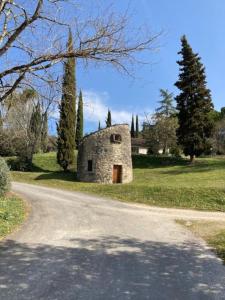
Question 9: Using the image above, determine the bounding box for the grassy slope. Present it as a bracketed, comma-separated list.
[0, 194, 26, 239]
[10, 152, 225, 211]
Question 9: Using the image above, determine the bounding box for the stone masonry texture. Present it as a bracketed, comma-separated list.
[77, 124, 133, 184]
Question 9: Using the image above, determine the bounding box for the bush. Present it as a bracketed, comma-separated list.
[170, 145, 182, 157]
[7, 156, 32, 171]
[0, 158, 11, 196]
[0, 131, 17, 156]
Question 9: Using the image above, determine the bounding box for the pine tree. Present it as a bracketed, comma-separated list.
[153, 89, 178, 154]
[131, 115, 135, 138]
[57, 30, 76, 171]
[175, 35, 214, 162]
[41, 112, 48, 152]
[156, 89, 176, 117]
[135, 115, 139, 138]
[75, 90, 83, 147]
[98, 121, 101, 131]
[106, 109, 112, 127]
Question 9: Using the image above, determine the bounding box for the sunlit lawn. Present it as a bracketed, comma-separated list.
[0, 195, 26, 239]
[10, 152, 225, 211]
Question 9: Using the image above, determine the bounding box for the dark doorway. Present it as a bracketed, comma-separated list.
[113, 165, 122, 183]
[88, 160, 93, 172]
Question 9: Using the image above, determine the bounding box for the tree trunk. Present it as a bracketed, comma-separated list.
[190, 154, 195, 163]
[163, 141, 168, 154]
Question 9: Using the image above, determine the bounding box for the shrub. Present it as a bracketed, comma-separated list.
[170, 145, 182, 158]
[7, 156, 32, 171]
[0, 131, 17, 156]
[0, 158, 11, 196]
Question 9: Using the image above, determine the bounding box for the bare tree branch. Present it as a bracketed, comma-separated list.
[0, 1, 161, 102]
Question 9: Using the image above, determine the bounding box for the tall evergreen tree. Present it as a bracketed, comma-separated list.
[29, 102, 42, 153]
[57, 30, 76, 171]
[131, 115, 135, 138]
[98, 121, 101, 131]
[175, 35, 214, 162]
[41, 112, 48, 152]
[156, 89, 176, 117]
[0, 110, 3, 130]
[106, 109, 112, 127]
[135, 115, 139, 138]
[75, 90, 83, 147]
[221, 107, 225, 119]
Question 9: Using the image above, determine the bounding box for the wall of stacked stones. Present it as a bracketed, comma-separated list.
[77, 124, 133, 183]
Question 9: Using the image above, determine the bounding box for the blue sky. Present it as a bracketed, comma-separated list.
[71, 0, 225, 134]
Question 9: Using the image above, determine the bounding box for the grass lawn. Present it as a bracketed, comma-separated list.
[0, 194, 26, 240]
[9, 152, 225, 212]
[7, 153, 225, 211]
[177, 220, 225, 264]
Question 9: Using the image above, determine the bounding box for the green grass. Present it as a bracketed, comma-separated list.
[208, 230, 225, 263]
[0, 195, 26, 239]
[9, 152, 225, 211]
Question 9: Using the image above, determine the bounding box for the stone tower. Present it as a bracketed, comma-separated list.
[77, 124, 133, 184]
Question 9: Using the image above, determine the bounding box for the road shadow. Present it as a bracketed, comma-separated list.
[132, 155, 188, 169]
[132, 155, 225, 176]
[0, 236, 224, 299]
[160, 159, 225, 175]
[35, 171, 78, 182]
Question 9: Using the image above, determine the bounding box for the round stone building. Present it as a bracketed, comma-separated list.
[77, 124, 133, 184]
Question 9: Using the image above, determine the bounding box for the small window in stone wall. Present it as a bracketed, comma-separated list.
[110, 134, 122, 144]
[88, 160, 93, 172]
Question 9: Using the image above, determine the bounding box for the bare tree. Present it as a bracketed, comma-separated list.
[0, 0, 159, 103]
[0, 90, 37, 168]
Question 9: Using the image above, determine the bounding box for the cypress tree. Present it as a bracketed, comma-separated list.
[106, 109, 112, 127]
[131, 115, 135, 138]
[135, 115, 139, 138]
[57, 30, 76, 171]
[29, 102, 42, 153]
[175, 35, 214, 162]
[98, 121, 101, 131]
[75, 90, 83, 147]
[41, 112, 48, 153]
[0, 110, 3, 131]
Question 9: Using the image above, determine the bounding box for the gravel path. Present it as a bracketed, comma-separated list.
[0, 182, 224, 300]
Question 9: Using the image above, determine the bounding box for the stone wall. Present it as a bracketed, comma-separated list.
[77, 124, 133, 184]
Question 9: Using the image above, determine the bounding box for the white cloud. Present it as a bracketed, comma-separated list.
[48, 89, 152, 134]
[83, 90, 147, 126]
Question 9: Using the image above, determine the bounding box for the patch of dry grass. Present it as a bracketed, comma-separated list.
[177, 219, 225, 263]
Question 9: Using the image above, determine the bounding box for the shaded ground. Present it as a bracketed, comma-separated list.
[1, 238, 225, 300]
[0, 182, 224, 300]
